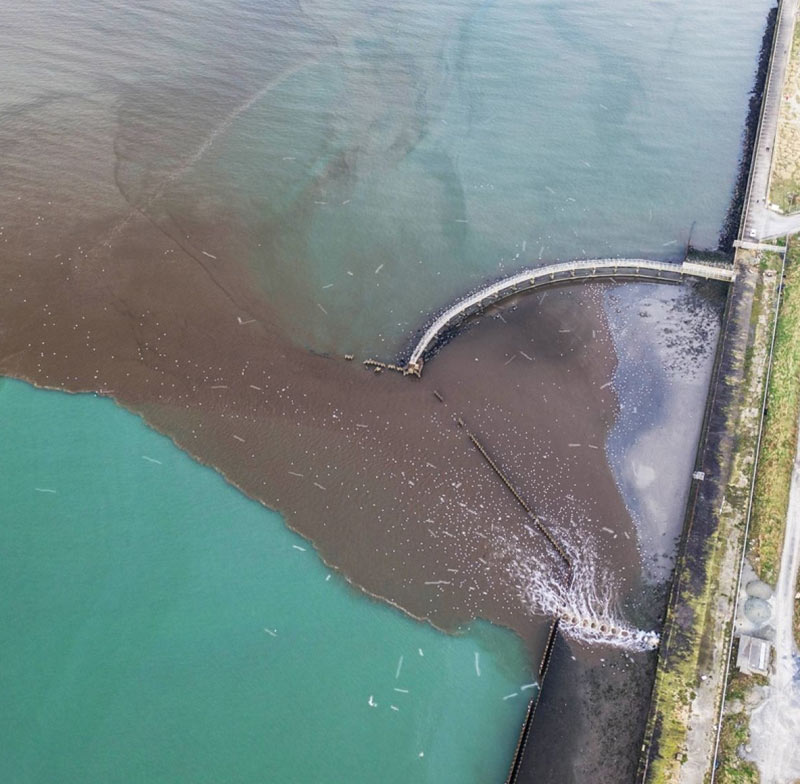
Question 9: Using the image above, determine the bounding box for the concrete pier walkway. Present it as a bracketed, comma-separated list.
[740, 0, 800, 241]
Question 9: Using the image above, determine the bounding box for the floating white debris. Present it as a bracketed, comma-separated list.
[292, 545, 306, 552]
[503, 693, 518, 700]
[317, 303, 328, 315]
[394, 688, 409, 694]
[34, 488, 56, 494]
[264, 628, 277, 637]
[142, 456, 162, 464]
[288, 471, 304, 477]
[390, 705, 399, 712]
[368, 696, 377, 708]
[395, 655, 404, 680]
[325, 574, 331, 581]
[424, 580, 451, 586]
[521, 683, 536, 691]
[599, 381, 612, 390]
[375, 264, 384, 274]
[233, 434, 245, 443]
[418, 649, 424, 657]
[601, 527, 615, 535]
[201, 250, 217, 259]
[474, 652, 481, 677]
[236, 316, 256, 325]
[313, 482, 326, 490]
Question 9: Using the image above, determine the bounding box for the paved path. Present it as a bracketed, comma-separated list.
[741, 0, 799, 241]
[749, 207, 800, 239]
[733, 239, 787, 253]
[405, 259, 734, 374]
[748, 407, 800, 782]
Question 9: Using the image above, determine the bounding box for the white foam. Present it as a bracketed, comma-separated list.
[511, 535, 659, 652]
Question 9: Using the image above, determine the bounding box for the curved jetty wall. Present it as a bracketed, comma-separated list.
[402, 259, 735, 375]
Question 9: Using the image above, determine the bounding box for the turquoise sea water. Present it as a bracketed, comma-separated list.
[0, 379, 531, 783]
[172, 0, 774, 355]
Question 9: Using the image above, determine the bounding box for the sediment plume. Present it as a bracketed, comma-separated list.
[1, 143, 640, 656]
[0, 90, 724, 665]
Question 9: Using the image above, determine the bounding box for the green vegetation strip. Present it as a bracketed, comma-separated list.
[769, 21, 800, 213]
[715, 671, 766, 784]
[748, 240, 800, 584]
[714, 241, 800, 782]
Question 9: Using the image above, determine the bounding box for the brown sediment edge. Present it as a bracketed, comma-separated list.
[3, 371, 538, 648]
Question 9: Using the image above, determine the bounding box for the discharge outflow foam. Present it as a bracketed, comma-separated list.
[513, 536, 659, 652]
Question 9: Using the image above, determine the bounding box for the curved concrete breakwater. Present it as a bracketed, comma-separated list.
[382, 257, 736, 655]
[403, 258, 735, 375]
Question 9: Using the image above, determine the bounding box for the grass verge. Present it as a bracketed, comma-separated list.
[715, 669, 766, 784]
[769, 22, 800, 213]
[748, 241, 800, 584]
[714, 240, 800, 782]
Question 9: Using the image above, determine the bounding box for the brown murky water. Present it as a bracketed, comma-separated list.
[0, 178, 640, 657]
